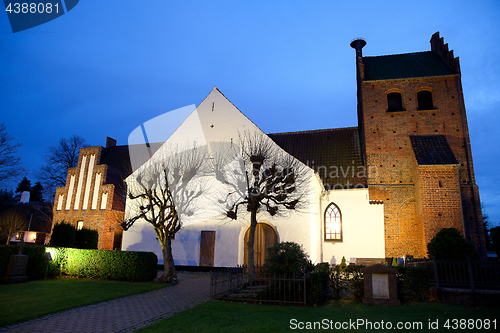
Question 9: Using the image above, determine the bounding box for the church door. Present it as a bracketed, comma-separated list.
[243, 223, 277, 267]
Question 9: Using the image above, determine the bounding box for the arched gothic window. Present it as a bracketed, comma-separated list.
[324, 203, 342, 241]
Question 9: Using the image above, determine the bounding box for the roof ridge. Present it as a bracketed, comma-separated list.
[363, 50, 431, 59]
[268, 127, 358, 136]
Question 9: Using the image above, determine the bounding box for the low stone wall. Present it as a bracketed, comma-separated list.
[431, 287, 500, 307]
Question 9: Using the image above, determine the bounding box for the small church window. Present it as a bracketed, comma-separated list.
[417, 90, 434, 110]
[387, 92, 403, 112]
[325, 203, 342, 241]
[77, 221, 84, 230]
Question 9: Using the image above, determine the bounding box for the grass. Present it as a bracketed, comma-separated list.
[137, 300, 500, 332]
[0, 277, 169, 327]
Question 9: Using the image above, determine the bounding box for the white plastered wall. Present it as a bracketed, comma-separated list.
[122, 88, 322, 266]
[320, 188, 385, 265]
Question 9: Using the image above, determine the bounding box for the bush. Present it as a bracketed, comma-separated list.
[330, 264, 364, 301]
[261, 242, 312, 278]
[343, 265, 364, 301]
[75, 228, 98, 249]
[0, 245, 48, 280]
[490, 226, 500, 258]
[427, 228, 478, 260]
[396, 266, 431, 302]
[47, 247, 158, 281]
[307, 263, 331, 305]
[49, 221, 76, 248]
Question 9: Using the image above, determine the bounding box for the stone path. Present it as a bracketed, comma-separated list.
[1, 272, 210, 333]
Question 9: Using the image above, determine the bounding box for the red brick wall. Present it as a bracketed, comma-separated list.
[360, 74, 485, 258]
[52, 146, 124, 250]
[414, 164, 464, 255]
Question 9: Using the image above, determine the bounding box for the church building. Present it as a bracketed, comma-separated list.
[52, 32, 486, 265]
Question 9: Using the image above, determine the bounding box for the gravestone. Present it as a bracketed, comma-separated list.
[361, 264, 400, 306]
[2, 255, 29, 284]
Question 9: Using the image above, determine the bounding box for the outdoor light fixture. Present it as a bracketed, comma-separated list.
[45, 252, 52, 280]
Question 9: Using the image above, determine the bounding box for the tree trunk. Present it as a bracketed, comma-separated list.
[158, 235, 176, 283]
[247, 209, 258, 284]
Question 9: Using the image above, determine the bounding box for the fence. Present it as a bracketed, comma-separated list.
[407, 258, 500, 290]
[210, 267, 307, 306]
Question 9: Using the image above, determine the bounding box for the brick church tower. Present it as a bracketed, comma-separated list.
[352, 32, 486, 259]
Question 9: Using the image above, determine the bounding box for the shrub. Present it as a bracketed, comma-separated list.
[0, 245, 48, 280]
[49, 221, 76, 248]
[343, 265, 364, 301]
[330, 264, 344, 299]
[75, 228, 98, 249]
[307, 263, 331, 305]
[490, 226, 500, 258]
[330, 264, 364, 301]
[47, 247, 158, 281]
[396, 266, 431, 302]
[427, 228, 478, 260]
[261, 242, 311, 278]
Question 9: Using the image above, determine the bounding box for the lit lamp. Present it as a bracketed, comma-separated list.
[44, 252, 52, 280]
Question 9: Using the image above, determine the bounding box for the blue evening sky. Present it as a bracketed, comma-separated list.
[1, 1, 499, 226]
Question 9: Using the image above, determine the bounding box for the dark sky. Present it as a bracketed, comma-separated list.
[1, 1, 499, 226]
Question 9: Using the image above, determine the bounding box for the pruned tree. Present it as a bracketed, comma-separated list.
[37, 135, 88, 196]
[214, 131, 310, 282]
[0, 205, 29, 245]
[122, 145, 211, 283]
[0, 123, 25, 183]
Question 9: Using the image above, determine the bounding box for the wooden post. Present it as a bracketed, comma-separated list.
[467, 257, 475, 291]
[433, 257, 440, 288]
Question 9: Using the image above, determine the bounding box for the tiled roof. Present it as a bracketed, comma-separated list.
[96, 129, 367, 191]
[268, 128, 366, 189]
[100, 143, 163, 194]
[100, 143, 163, 175]
[363, 51, 457, 81]
[410, 135, 458, 165]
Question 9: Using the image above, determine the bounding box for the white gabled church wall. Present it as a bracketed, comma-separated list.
[122, 88, 322, 267]
[309, 175, 324, 264]
[121, 220, 162, 257]
[321, 188, 384, 265]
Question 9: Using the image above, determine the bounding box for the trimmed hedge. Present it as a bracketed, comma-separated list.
[307, 263, 330, 305]
[0, 245, 47, 280]
[396, 266, 432, 302]
[1, 245, 158, 282]
[75, 228, 98, 249]
[47, 247, 158, 281]
[49, 222, 76, 247]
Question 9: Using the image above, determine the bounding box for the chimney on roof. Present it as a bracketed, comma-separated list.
[350, 38, 366, 58]
[350, 38, 366, 81]
[106, 137, 117, 148]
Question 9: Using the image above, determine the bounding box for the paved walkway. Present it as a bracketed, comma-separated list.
[1, 272, 210, 333]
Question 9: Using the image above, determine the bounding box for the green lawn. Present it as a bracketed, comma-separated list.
[0, 277, 169, 327]
[137, 300, 500, 332]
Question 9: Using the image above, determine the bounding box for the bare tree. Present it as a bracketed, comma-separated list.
[0, 205, 29, 245]
[0, 123, 25, 183]
[215, 131, 310, 283]
[122, 145, 211, 283]
[37, 135, 88, 196]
